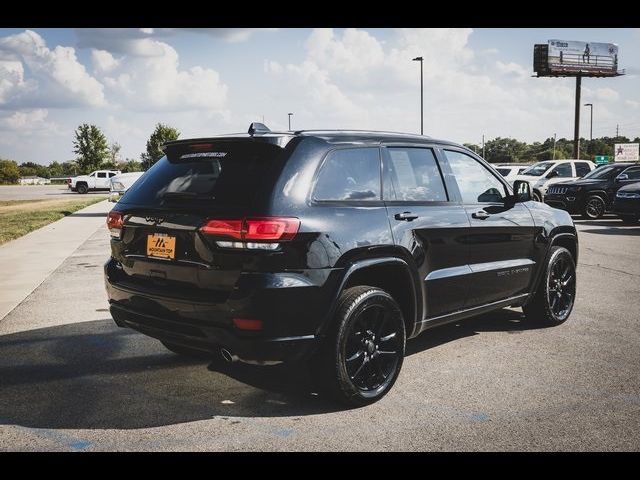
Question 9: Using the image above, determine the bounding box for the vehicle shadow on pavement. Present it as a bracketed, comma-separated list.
[0, 319, 339, 430]
[406, 308, 541, 356]
[0, 309, 537, 430]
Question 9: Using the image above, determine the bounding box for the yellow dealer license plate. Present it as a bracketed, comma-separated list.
[146, 233, 176, 259]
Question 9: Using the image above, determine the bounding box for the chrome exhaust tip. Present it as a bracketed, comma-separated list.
[220, 348, 237, 363]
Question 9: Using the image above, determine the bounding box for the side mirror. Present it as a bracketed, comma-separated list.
[616, 173, 629, 182]
[546, 170, 558, 179]
[513, 180, 531, 202]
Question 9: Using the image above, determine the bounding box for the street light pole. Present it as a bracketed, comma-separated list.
[288, 113, 293, 131]
[553, 132, 557, 160]
[412, 57, 424, 135]
[584, 103, 593, 141]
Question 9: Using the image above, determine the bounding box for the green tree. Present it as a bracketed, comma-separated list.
[483, 137, 529, 163]
[141, 123, 180, 169]
[73, 124, 109, 174]
[118, 158, 143, 173]
[47, 161, 65, 178]
[60, 161, 78, 176]
[0, 159, 20, 184]
[102, 141, 122, 169]
[18, 162, 48, 178]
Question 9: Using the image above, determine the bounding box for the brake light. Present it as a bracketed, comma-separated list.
[200, 219, 243, 239]
[199, 217, 300, 242]
[245, 218, 299, 241]
[107, 211, 124, 239]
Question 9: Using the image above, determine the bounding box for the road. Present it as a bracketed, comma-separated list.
[0, 216, 638, 451]
[0, 185, 105, 201]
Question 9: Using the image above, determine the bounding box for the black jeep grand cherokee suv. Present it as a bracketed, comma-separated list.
[105, 124, 578, 406]
[544, 162, 640, 219]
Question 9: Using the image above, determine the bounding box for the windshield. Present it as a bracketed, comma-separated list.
[520, 162, 555, 177]
[583, 165, 621, 180]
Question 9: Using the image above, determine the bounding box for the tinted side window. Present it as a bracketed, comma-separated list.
[575, 162, 592, 177]
[314, 148, 380, 201]
[551, 163, 573, 178]
[444, 150, 507, 203]
[624, 167, 640, 180]
[97, 172, 107, 178]
[108, 172, 117, 177]
[385, 148, 447, 201]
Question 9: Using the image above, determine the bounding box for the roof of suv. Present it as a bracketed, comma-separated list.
[163, 129, 463, 150]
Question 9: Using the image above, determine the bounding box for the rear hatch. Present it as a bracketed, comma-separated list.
[110, 139, 290, 302]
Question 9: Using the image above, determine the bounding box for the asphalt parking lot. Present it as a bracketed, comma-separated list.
[0, 212, 638, 451]
[0, 185, 105, 201]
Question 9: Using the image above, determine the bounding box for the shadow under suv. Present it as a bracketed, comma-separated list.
[105, 124, 579, 406]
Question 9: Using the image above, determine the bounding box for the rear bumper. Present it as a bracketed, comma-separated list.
[109, 302, 317, 363]
[104, 258, 339, 363]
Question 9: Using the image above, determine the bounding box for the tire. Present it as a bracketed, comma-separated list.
[523, 246, 576, 326]
[619, 215, 639, 225]
[161, 341, 213, 359]
[313, 286, 406, 407]
[532, 190, 542, 202]
[76, 183, 88, 194]
[581, 195, 606, 220]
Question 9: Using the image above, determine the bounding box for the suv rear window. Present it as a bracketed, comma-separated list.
[119, 142, 284, 207]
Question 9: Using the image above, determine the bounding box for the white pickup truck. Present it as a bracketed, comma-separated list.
[69, 170, 121, 194]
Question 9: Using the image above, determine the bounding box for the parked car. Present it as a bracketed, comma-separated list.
[70, 170, 120, 194]
[108, 171, 145, 203]
[510, 159, 595, 202]
[612, 182, 640, 224]
[544, 162, 640, 219]
[105, 124, 579, 406]
[493, 163, 531, 182]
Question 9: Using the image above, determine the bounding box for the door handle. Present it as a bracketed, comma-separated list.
[394, 211, 419, 221]
[472, 211, 490, 220]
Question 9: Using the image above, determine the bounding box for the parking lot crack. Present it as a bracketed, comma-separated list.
[579, 262, 638, 277]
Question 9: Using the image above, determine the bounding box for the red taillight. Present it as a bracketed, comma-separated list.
[107, 211, 123, 238]
[200, 219, 243, 239]
[199, 217, 299, 241]
[233, 318, 263, 331]
[245, 218, 299, 241]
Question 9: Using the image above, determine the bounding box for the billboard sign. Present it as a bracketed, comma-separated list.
[614, 143, 639, 162]
[547, 40, 618, 75]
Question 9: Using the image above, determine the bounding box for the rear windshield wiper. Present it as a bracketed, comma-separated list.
[161, 192, 216, 201]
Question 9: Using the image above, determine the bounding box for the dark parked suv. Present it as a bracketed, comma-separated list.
[105, 124, 579, 406]
[544, 162, 640, 219]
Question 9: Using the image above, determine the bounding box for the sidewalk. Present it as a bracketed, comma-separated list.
[0, 200, 112, 321]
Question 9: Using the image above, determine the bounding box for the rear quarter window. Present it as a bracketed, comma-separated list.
[313, 148, 381, 201]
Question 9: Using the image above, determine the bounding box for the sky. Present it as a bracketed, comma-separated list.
[0, 27, 639, 164]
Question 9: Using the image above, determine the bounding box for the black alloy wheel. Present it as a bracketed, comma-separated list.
[583, 195, 606, 219]
[314, 286, 406, 407]
[344, 302, 403, 393]
[546, 251, 576, 322]
[523, 246, 576, 326]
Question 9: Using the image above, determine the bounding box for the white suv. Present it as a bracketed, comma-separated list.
[510, 159, 595, 202]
